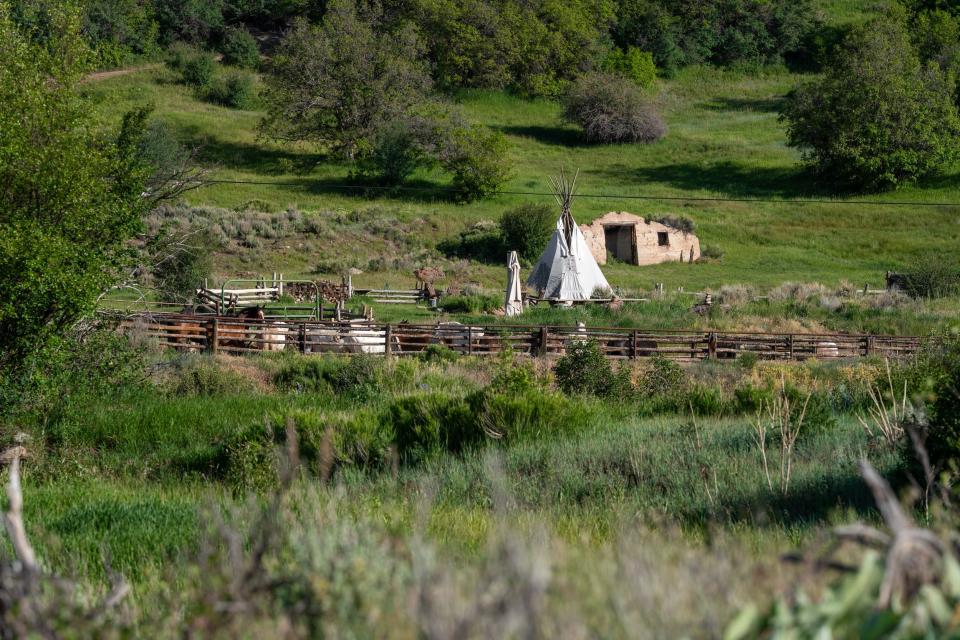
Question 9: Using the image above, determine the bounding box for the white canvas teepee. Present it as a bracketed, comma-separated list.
[526, 171, 610, 300]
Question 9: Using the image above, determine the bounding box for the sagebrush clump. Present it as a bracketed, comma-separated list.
[563, 72, 667, 144]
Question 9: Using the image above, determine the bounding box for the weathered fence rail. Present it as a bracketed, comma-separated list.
[114, 313, 926, 362]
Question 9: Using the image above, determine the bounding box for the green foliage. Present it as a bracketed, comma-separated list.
[489, 350, 541, 395]
[563, 72, 667, 144]
[602, 47, 658, 87]
[152, 0, 224, 46]
[168, 358, 257, 396]
[220, 26, 259, 68]
[413, 0, 612, 97]
[440, 295, 500, 314]
[260, 1, 432, 158]
[781, 12, 960, 191]
[274, 354, 381, 399]
[439, 125, 512, 201]
[384, 393, 476, 463]
[354, 122, 426, 185]
[612, 0, 818, 75]
[148, 229, 215, 302]
[727, 552, 960, 640]
[897, 253, 960, 299]
[637, 355, 685, 396]
[206, 71, 256, 109]
[178, 49, 216, 87]
[554, 340, 625, 398]
[418, 343, 459, 364]
[0, 6, 146, 372]
[499, 203, 555, 262]
[916, 331, 960, 472]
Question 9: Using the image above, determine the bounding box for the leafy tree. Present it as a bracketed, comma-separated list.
[149, 229, 215, 302]
[0, 4, 148, 371]
[439, 125, 512, 201]
[153, 0, 224, 45]
[259, 0, 432, 158]
[220, 25, 259, 68]
[563, 72, 667, 144]
[499, 203, 555, 262]
[602, 47, 657, 87]
[781, 12, 960, 192]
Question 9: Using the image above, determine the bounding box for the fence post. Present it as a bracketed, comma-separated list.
[208, 317, 219, 355]
[787, 334, 794, 360]
[467, 326, 474, 355]
[707, 332, 717, 359]
[384, 324, 393, 356]
[299, 323, 306, 354]
[631, 330, 638, 359]
[865, 335, 873, 357]
[537, 326, 549, 357]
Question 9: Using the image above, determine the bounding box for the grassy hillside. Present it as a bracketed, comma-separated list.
[84, 63, 960, 296]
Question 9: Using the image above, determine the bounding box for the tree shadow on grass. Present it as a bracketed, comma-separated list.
[680, 466, 883, 530]
[699, 96, 787, 113]
[185, 136, 326, 176]
[599, 160, 836, 199]
[496, 124, 592, 148]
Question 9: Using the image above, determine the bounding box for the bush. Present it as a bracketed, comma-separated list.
[274, 355, 381, 399]
[206, 71, 256, 109]
[438, 220, 504, 262]
[468, 388, 590, 442]
[636, 355, 685, 397]
[781, 13, 960, 191]
[173, 48, 216, 87]
[439, 125, 512, 201]
[896, 253, 960, 299]
[602, 47, 657, 87]
[384, 393, 476, 463]
[220, 26, 259, 68]
[499, 203, 555, 262]
[700, 244, 724, 261]
[148, 228, 214, 302]
[563, 72, 667, 144]
[914, 331, 960, 471]
[554, 340, 626, 398]
[355, 122, 425, 185]
[168, 359, 258, 397]
[440, 295, 500, 314]
[418, 344, 459, 364]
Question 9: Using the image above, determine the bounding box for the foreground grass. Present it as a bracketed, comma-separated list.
[11, 352, 898, 589]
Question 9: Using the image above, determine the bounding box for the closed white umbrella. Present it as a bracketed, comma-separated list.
[505, 250, 523, 317]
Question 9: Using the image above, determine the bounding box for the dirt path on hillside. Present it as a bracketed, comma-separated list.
[82, 64, 160, 84]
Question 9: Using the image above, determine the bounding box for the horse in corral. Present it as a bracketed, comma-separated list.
[220, 306, 267, 352]
[163, 305, 212, 351]
[261, 321, 289, 352]
[304, 321, 398, 354]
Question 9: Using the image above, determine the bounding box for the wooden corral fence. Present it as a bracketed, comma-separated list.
[116, 313, 926, 361]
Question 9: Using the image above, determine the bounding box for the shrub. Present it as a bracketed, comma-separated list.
[418, 344, 459, 364]
[220, 26, 259, 68]
[554, 340, 623, 398]
[176, 49, 216, 87]
[636, 355, 685, 397]
[602, 47, 657, 87]
[654, 214, 695, 234]
[563, 72, 667, 144]
[700, 244, 724, 261]
[499, 203, 555, 262]
[355, 122, 425, 185]
[440, 295, 500, 314]
[148, 228, 214, 302]
[274, 355, 381, 399]
[915, 331, 960, 471]
[438, 220, 503, 262]
[384, 393, 476, 463]
[489, 350, 541, 395]
[468, 388, 590, 442]
[896, 253, 960, 299]
[168, 359, 257, 397]
[206, 71, 256, 109]
[781, 13, 960, 191]
[439, 125, 512, 201]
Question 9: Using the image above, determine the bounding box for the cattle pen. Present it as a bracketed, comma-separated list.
[110, 312, 926, 361]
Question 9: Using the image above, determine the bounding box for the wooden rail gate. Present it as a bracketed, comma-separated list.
[115, 313, 925, 361]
